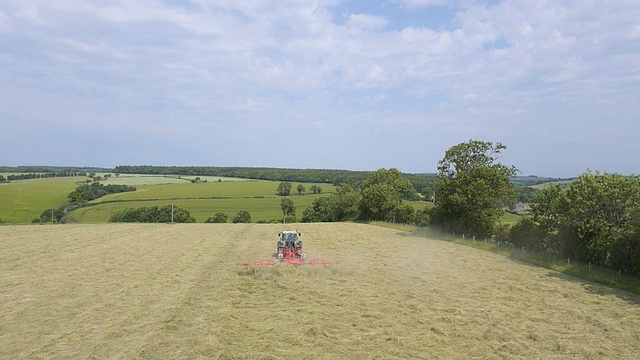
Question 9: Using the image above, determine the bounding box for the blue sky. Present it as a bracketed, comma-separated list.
[1, 0, 639, 177]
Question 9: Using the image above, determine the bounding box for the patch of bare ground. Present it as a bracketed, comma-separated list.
[0, 223, 638, 359]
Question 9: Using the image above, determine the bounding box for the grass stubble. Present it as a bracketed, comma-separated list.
[0, 223, 638, 359]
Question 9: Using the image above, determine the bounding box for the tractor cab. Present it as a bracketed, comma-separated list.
[280, 231, 299, 242]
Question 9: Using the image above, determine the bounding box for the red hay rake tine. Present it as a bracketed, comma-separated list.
[237, 259, 340, 266]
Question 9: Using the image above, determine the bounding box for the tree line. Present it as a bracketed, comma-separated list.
[276, 182, 324, 196]
[68, 182, 137, 203]
[2, 172, 86, 181]
[110, 207, 254, 224]
[299, 169, 428, 224]
[430, 141, 638, 276]
[519, 172, 639, 275]
[109, 205, 195, 223]
[0, 166, 111, 173]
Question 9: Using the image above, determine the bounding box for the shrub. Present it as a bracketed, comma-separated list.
[413, 207, 431, 227]
[109, 205, 195, 223]
[205, 212, 228, 223]
[504, 217, 548, 251]
[232, 210, 251, 223]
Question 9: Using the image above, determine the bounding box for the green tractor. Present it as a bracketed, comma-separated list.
[277, 230, 305, 262]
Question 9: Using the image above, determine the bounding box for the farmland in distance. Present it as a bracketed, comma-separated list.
[1, 223, 638, 359]
[0, 176, 82, 223]
[72, 178, 337, 223]
[0, 174, 345, 223]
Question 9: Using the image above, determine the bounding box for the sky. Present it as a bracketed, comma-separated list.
[1, 0, 639, 177]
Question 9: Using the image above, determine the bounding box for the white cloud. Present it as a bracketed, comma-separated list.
[346, 14, 389, 31]
[629, 24, 640, 39]
[0, 10, 10, 32]
[57, 38, 128, 60]
[14, 3, 51, 26]
[368, 64, 387, 82]
[393, 0, 449, 8]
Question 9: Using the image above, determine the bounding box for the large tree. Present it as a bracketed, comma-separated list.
[280, 198, 296, 221]
[301, 197, 333, 222]
[232, 210, 252, 223]
[301, 185, 362, 223]
[532, 171, 639, 274]
[332, 185, 361, 221]
[359, 168, 414, 221]
[432, 140, 518, 237]
[277, 182, 292, 196]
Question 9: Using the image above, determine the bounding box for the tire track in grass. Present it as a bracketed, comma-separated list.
[86, 224, 248, 359]
[122, 224, 254, 358]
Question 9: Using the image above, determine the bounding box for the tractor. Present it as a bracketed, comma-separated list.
[277, 230, 305, 262]
[237, 230, 339, 266]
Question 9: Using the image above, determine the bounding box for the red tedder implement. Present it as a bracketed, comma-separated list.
[238, 230, 340, 266]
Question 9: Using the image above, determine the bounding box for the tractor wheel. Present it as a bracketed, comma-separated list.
[277, 241, 284, 255]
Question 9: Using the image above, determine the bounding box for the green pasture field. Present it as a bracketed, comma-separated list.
[500, 211, 522, 225]
[408, 200, 433, 211]
[91, 180, 335, 203]
[0, 176, 83, 223]
[73, 179, 337, 223]
[73, 194, 333, 223]
[1, 223, 638, 359]
[1, 174, 337, 223]
[530, 180, 574, 190]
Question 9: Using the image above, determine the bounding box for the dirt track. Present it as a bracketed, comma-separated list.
[1, 223, 638, 359]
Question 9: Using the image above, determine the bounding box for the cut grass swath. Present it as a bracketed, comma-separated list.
[1, 223, 638, 359]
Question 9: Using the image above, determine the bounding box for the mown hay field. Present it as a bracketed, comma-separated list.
[1, 223, 638, 359]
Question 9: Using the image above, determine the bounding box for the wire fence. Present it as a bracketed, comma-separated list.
[442, 231, 639, 294]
